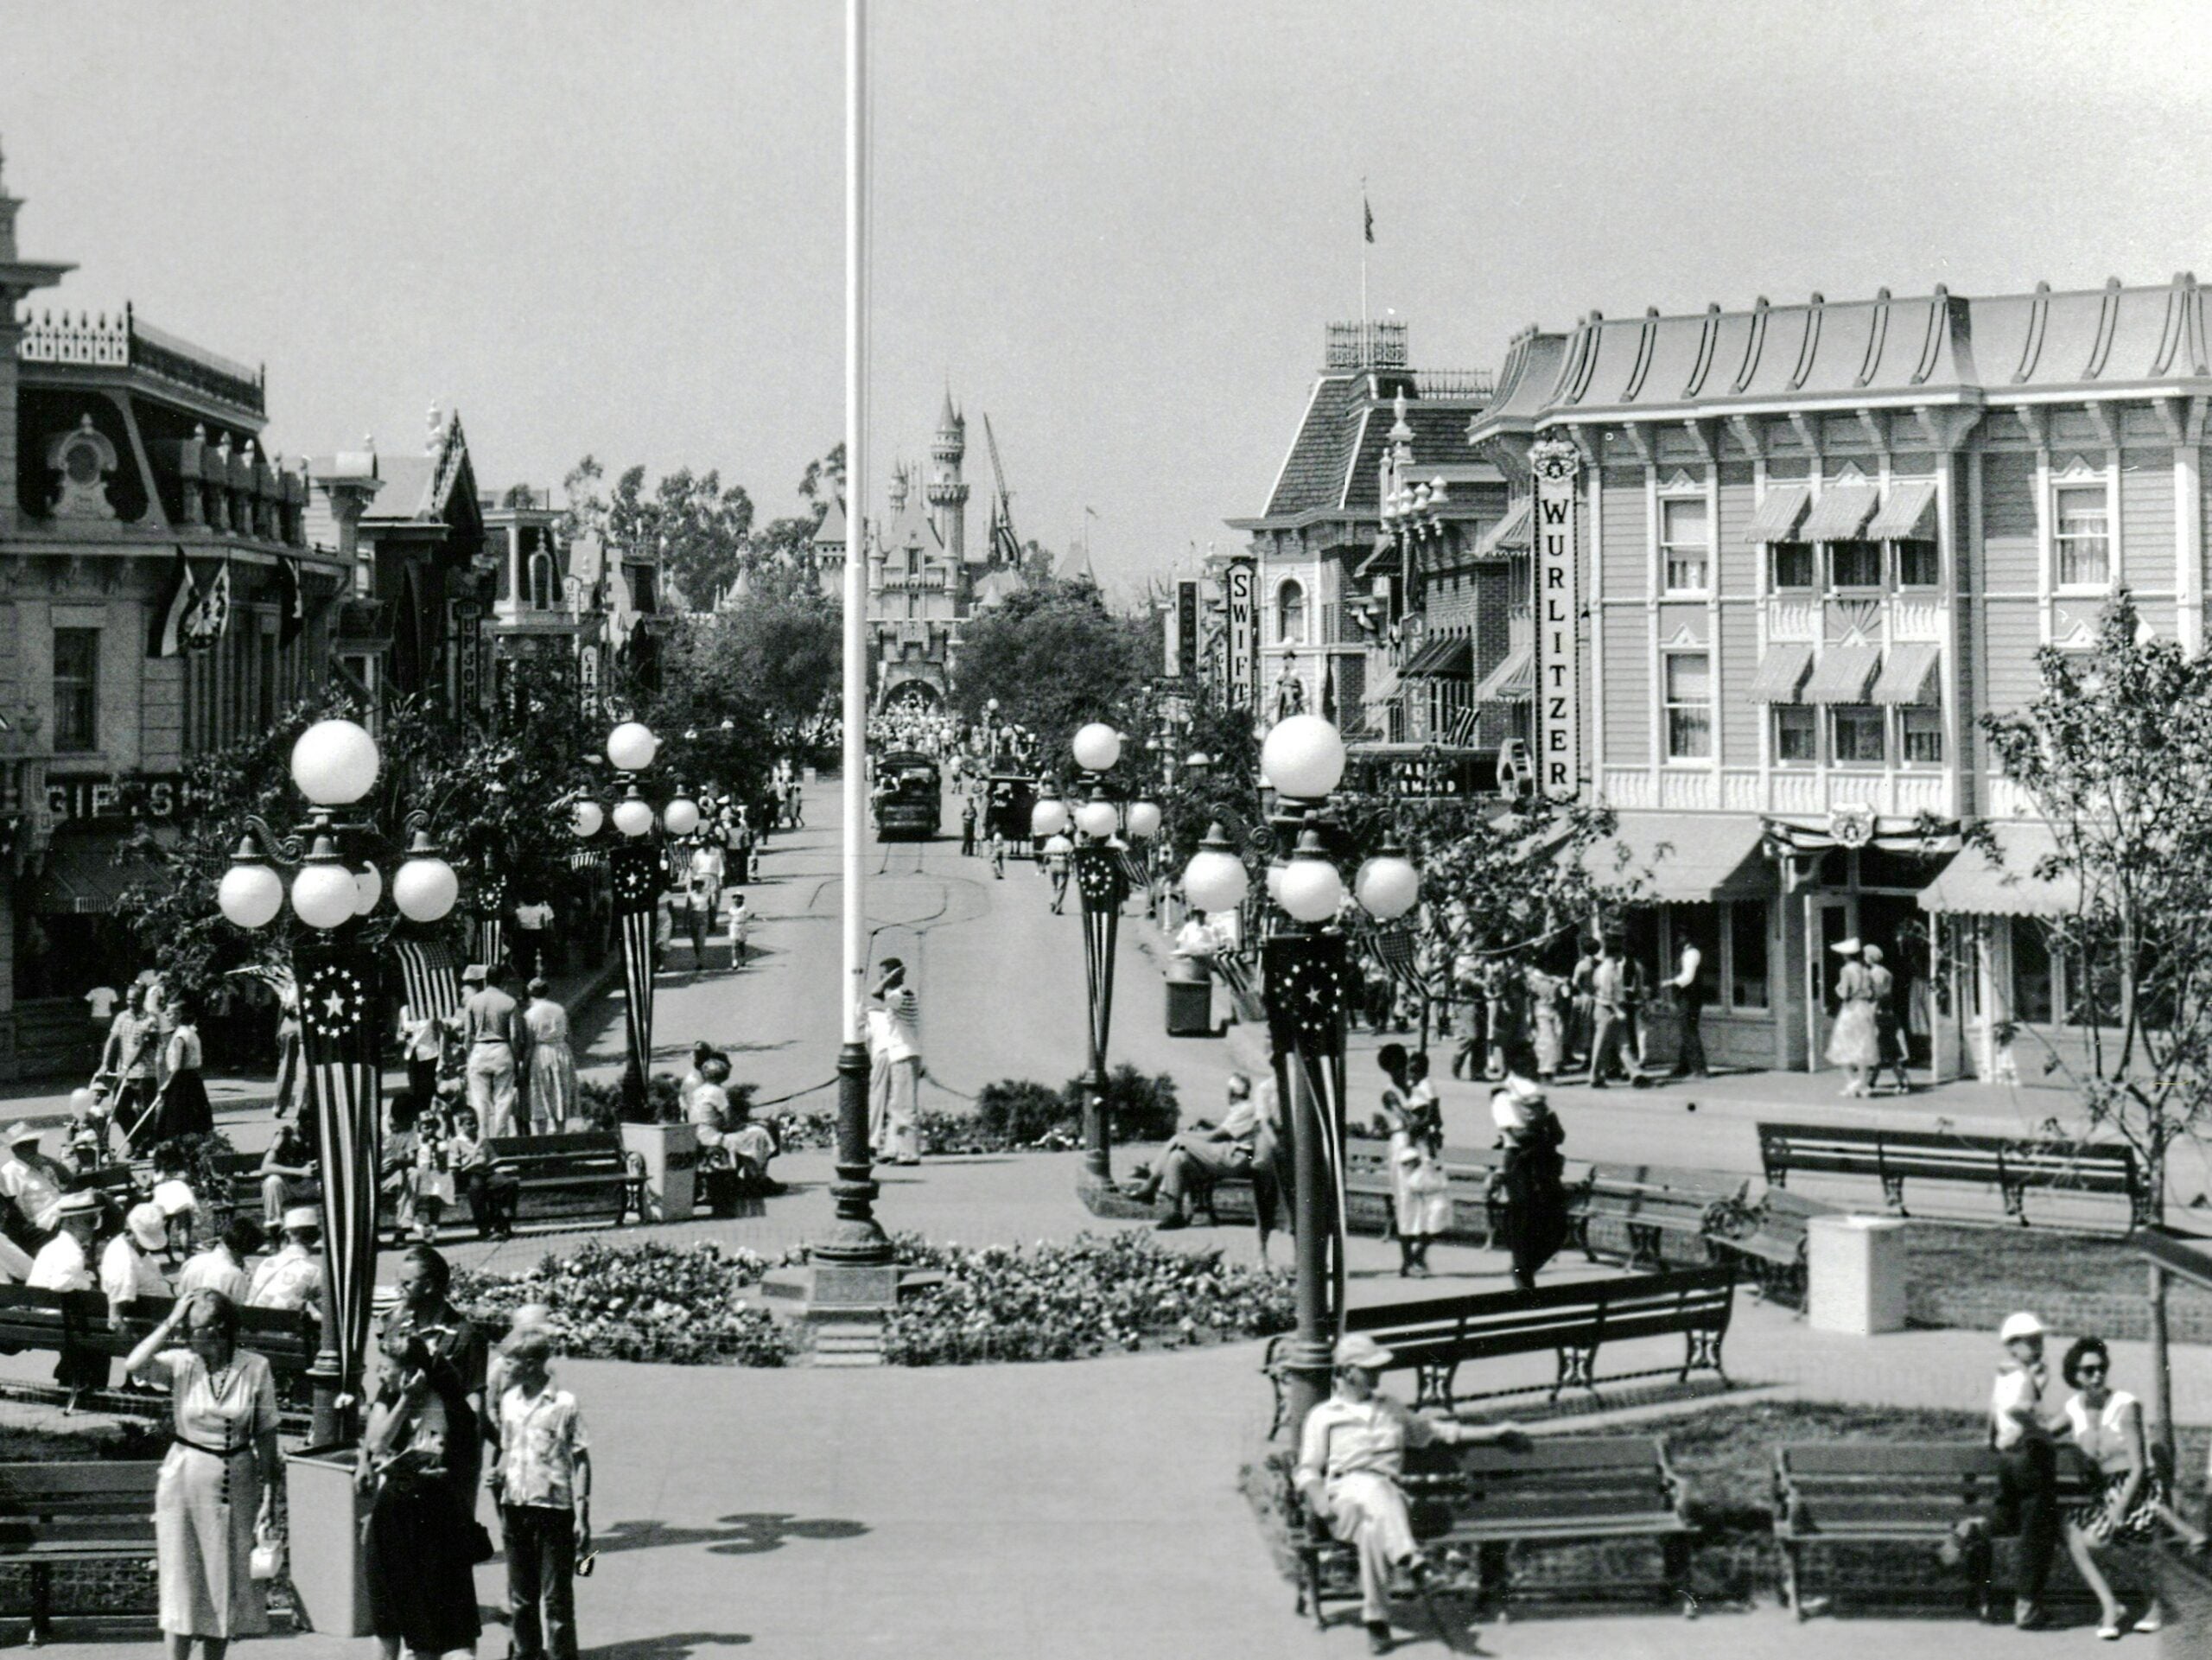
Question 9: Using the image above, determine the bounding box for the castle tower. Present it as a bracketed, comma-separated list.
[927, 389, 969, 563]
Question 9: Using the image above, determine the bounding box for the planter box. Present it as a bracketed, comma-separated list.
[284, 1448, 372, 1637]
[620, 1121, 698, 1224]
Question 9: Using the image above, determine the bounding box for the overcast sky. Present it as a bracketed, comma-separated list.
[7, 1, 2210, 596]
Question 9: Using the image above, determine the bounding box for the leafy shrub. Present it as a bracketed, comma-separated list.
[578, 1072, 757, 1131]
[766, 1108, 837, 1151]
[875, 1230, 1293, 1366]
[452, 1238, 793, 1366]
[1090, 1064, 1179, 1142]
[976, 1079, 1068, 1147]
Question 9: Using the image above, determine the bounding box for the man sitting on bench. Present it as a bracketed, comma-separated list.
[1123, 1073, 1259, 1231]
[1296, 1333, 1525, 1655]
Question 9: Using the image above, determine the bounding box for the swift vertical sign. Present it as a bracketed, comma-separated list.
[1529, 438, 1581, 798]
[1225, 557, 1256, 709]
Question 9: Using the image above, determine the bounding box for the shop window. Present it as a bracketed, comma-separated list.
[1276, 579, 1307, 645]
[1832, 705, 1885, 764]
[1901, 706, 1943, 764]
[1663, 652, 1711, 760]
[1661, 498, 1709, 594]
[1897, 538, 1939, 587]
[52, 628, 98, 754]
[2054, 482, 2110, 589]
[1774, 705, 1815, 763]
[1829, 539, 1882, 588]
[1770, 541, 1815, 590]
[1729, 900, 1770, 1009]
[2011, 921, 2054, 1025]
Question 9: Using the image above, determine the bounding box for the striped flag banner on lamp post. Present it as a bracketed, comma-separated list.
[1071, 844, 1128, 1187]
[610, 840, 664, 1113]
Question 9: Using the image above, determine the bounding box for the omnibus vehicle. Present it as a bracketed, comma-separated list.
[871, 751, 942, 841]
[982, 773, 1039, 856]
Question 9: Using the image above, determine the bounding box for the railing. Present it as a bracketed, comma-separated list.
[1412, 368, 1496, 399]
[1325, 320, 1408, 370]
[17, 305, 264, 416]
[1601, 766, 1956, 820]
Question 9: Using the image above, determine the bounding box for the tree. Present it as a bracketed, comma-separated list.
[562, 461, 754, 611]
[797, 442, 846, 518]
[949, 577, 1151, 755]
[660, 588, 838, 753]
[1979, 589, 2212, 1221]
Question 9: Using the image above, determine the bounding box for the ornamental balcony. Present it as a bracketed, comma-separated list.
[18, 304, 264, 418]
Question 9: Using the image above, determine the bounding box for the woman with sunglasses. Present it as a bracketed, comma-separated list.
[2060, 1335, 2208, 1638]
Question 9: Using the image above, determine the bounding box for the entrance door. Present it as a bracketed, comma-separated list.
[1802, 894, 1857, 1071]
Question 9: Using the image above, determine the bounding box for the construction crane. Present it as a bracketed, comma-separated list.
[982, 412, 1023, 568]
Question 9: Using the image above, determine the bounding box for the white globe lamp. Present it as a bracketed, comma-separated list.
[1072, 722, 1122, 773]
[291, 719, 380, 807]
[1180, 826, 1249, 914]
[1265, 862, 1287, 904]
[1355, 846, 1421, 921]
[664, 795, 702, 837]
[1262, 714, 1346, 801]
[1278, 844, 1345, 924]
[1076, 799, 1118, 839]
[289, 861, 360, 931]
[392, 853, 460, 923]
[571, 799, 604, 839]
[1044, 832, 1073, 857]
[1031, 797, 1070, 838]
[613, 797, 656, 837]
[354, 860, 384, 917]
[1126, 800, 1162, 841]
[217, 857, 284, 931]
[607, 722, 659, 773]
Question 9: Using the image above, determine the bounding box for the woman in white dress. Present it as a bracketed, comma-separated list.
[522, 978, 578, 1132]
[124, 1290, 282, 1660]
[1824, 938, 1881, 1097]
[1377, 1044, 1449, 1277]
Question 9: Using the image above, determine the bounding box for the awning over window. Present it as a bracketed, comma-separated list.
[1745, 484, 1812, 544]
[1573, 812, 1771, 901]
[1471, 499, 1533, 559]
[24, 838, 168, 915]
[1918, 821, 2076, 916]
[1867, 478, 1938, 541]
[1746, 642, 1815, 703]
[1402, 636, 1472, 678]
[1473, 644, 1534, 704]
[1363, 666, 1402, 710]
[1801, 482, 1881, 542]
[1872, 641, 1942, 706]
[1802, 643, 1882, 703]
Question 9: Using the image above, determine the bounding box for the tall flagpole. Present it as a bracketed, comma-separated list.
[819, 0, 888, 1266]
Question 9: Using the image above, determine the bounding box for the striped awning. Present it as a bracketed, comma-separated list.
[1801, 482, 1881, 542]
[1745, 484, 1812, 544]
[1872, 642, 1942, 705]
[1745, 642, 1815, 703]
[1867, 478, 1938, 540]
[1471, 499, 1533, 559]
[1572, 812, 1770, 900]
[1918, 822, 2076, 916]
[1473, 644, 1534, 704]
[1802, 643, 1882, 703]
[1402, 636, 1472, 678]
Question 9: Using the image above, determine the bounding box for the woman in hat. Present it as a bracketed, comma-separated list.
[523, 977, 578, 1135]
[1825, 938, 1881, 1097]
[125, 1289, 283, 1660]
[1494, 1084, 1569, 1292]
[1376, 1046, 1447, 1278]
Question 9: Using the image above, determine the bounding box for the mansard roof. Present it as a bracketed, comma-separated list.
[1260, 374, 1497, 522]
[1466, 328, 1568, 445]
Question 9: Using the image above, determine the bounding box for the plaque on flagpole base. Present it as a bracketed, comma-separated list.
[284, 1448, 374, 1636]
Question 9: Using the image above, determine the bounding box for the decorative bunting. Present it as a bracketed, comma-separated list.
[1264, 931, 1353, 1338]
[294, 938, 381, 1405]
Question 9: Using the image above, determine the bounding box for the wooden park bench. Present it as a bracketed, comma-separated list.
[481, 1132, 645, 1232]
[0, 1461, 162, 1645]
[1261, 1267, 1736, 1435]
[1342, 1139, 1509, 1245]
[1758, 1122, 2146, 1231]
[1571, 1163, 1747, 1270]
[1705, 1187, 1841, 1304]
[1285, 1435, 1696, 1629]
[0, 1286, 318, 1386]
[1773, 1441, 2102, 1619]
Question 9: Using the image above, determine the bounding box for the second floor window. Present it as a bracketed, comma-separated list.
[1773, 704, 1815, 762]
[1832, 704, 1885, 764]
[52, 628, 98, 754]
[1829, 539, 1882, 588]
[1901, 706, 1943, 763]
[1661, 498, 1709, 593]
[1276, 580, 1306, 644]
[1770, 541, 1814, 590]
[1897, 538, 1938, 587]
[2055, 483, 2110, 588]
[1663, 652, 1711, 759]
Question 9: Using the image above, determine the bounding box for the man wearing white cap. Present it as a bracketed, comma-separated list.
[0, 1124, 65, 1244]
[27, 1192, 106, 1395]
[1296, 1332, 1526, 1653]
[100, 1202, 171, 1332]
[1987, 1310, 2062, 1628]
[246, 1206, 324, 1316]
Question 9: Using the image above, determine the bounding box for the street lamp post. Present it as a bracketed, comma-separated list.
[1179, 712, 1420, 1434]
[1047, 722, 1161, 1204]
[219, 718, 461, 1446]
[569, 720, 700, 1117]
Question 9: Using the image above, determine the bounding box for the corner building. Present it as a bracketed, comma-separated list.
[1509, 277, 2212, 1080]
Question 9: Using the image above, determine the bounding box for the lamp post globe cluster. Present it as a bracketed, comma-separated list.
[1045, 722, 1166, 1203]
[1178, 710, 1421, 1430]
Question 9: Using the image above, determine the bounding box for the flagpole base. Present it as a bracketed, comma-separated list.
[307, 1351, 346, 1450]
[811, 1039, 892, 1267]
[1278, 1336, 1333, 1441]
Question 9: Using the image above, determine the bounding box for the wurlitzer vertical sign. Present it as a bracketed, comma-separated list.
[1224, 558, 1256, 709]
[1529, 438, 1581, 798]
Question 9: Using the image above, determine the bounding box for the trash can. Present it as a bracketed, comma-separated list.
[1166, 959, 1213, 1037]
[1806, 1214, 1909, 1335]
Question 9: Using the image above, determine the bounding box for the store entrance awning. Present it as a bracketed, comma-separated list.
[1402, 636, 1472, 678]
[25, 838, 168, 915]
[1917, 821, 2077, 916]
[1573, 812, 1771, 901]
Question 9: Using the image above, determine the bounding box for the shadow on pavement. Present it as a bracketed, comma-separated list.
[585, 1632, 753, 1660]
[594, 1512, 868, 1558]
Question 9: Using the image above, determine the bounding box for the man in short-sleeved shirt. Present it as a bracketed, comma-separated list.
[247, 1207, 325, 1315]
[1986, 1311, 2061, 1628]
[492, 1332, 590, 1660]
